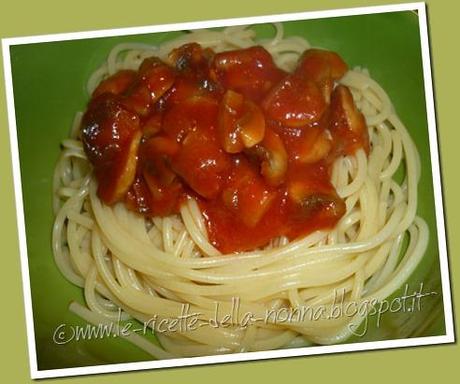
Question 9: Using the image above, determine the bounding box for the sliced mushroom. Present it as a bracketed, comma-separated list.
[122, 57, 175, 116]
[288, 181, 346, 220]
[218, 90, 244, 153]
[218, 90, 266, 153]
[238, 99, 266, 148]
[296, 49, 348, 103]
[250, 127, 288, 187]
[296, 127, 332, 164]
[141, 112, 163, 140]
[329, 85, 369, 155]
[138, 57, 176, 101]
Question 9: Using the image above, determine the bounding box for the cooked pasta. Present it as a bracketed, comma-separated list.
[52, 23, 428, 358]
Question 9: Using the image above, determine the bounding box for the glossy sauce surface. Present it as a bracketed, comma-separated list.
[81, 43, 369, 253]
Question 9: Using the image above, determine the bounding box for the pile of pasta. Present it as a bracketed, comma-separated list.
[53, 24, 428, 358]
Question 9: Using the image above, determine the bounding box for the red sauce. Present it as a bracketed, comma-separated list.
[81, 43, 369, 254]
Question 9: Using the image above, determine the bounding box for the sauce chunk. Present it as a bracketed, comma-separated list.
[81, 43, 369, 253]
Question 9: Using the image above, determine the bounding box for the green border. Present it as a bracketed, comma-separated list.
[0, 1, 458, 383]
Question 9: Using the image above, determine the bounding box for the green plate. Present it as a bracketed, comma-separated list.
[9, 10, 446, 371]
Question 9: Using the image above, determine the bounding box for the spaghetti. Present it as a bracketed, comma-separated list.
[52, 24, 428, 358]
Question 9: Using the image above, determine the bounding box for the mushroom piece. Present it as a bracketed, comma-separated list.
[122, 57, 176, 116]
[329, 85, 369, 155]
[92, 70, 137, 98]
[218, 90, 266, 154]
[249, 127, 288, 187]
[288, 181, 346, 220]
[209, 45, 285, 101]
[296, 49, 348, 103]
[138, 57, 176, 102]
[296, 127, 333, 164]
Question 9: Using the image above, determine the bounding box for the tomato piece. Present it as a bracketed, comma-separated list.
[162, 95, 219, 142]
[262, 74, 327, 127]
[172, 130, 232, 199]
[92, 70, 137, 98]
[81, 94, 141, 204]
[210, 46, 285, 101]
[221, 157, 276, 227]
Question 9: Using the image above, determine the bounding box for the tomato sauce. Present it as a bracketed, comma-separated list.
[81, 43, 369, 253]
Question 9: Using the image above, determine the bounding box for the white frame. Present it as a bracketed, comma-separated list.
[1, 1, 454, 379]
